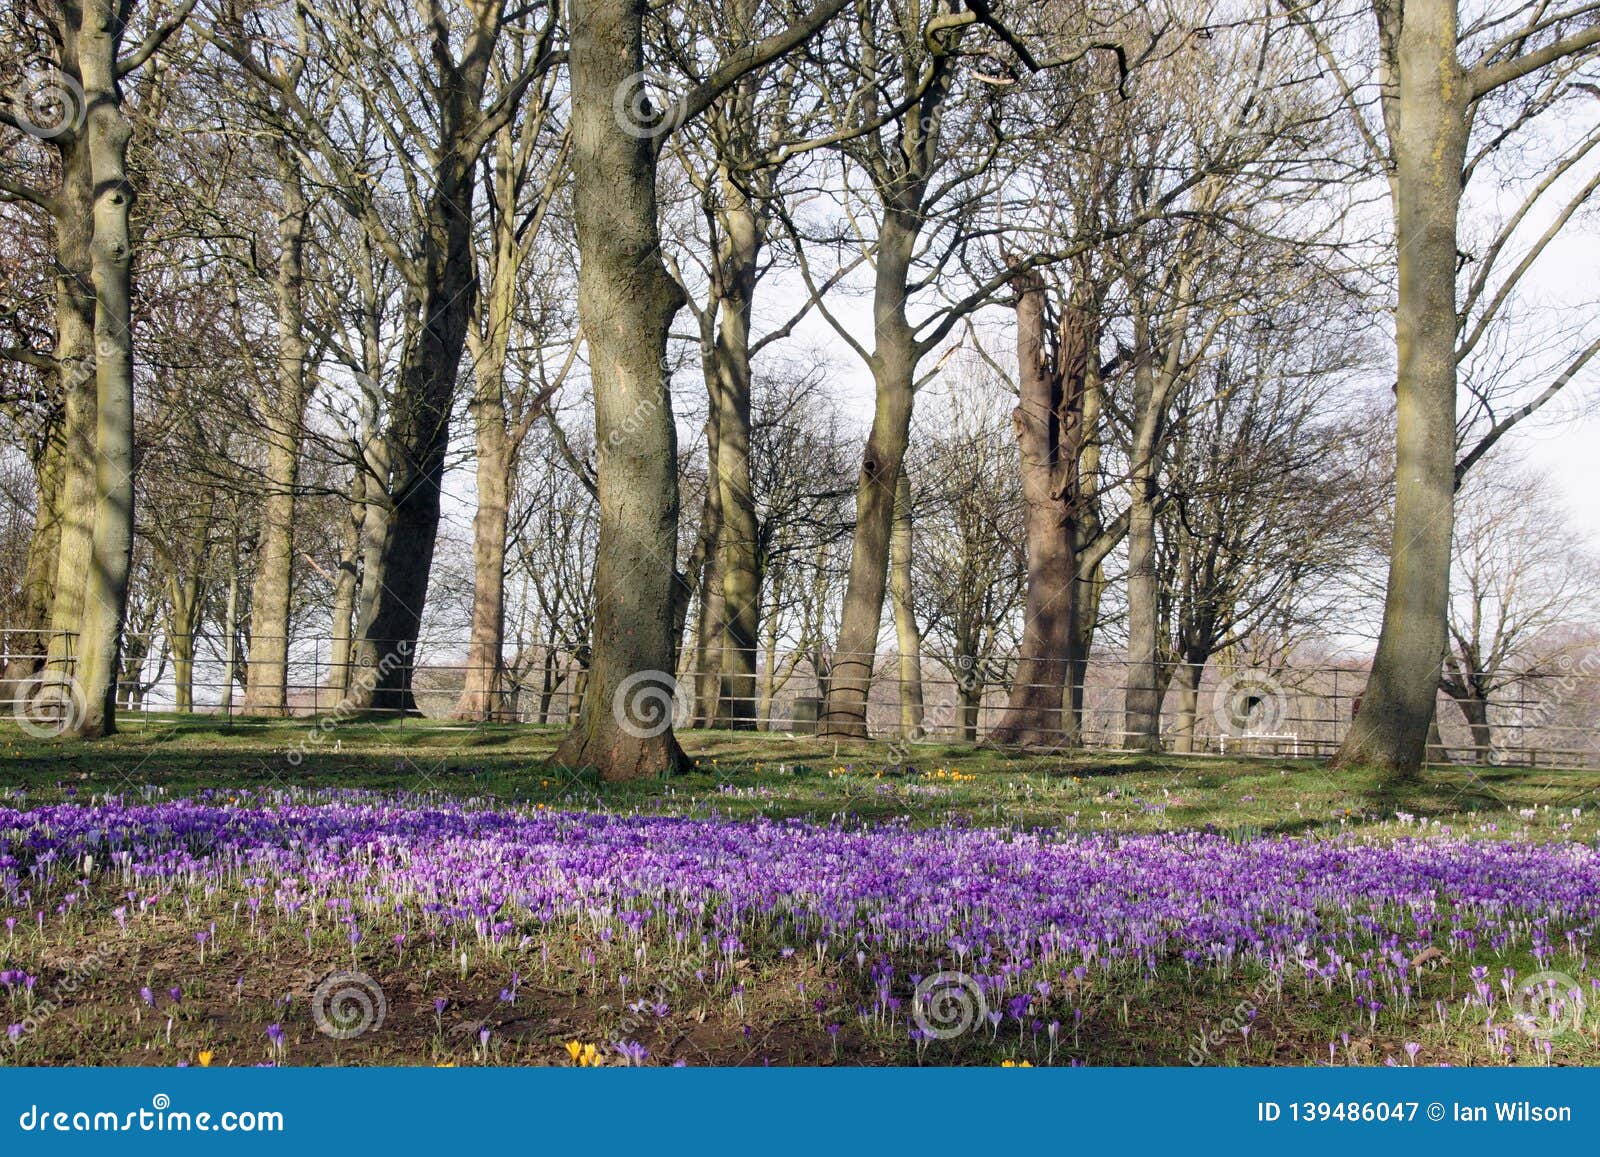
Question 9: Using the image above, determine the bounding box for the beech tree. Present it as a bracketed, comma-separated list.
[551, 0, 851, 778]
[0, 0, 194, 735]
[1285, 0, 1600, 774]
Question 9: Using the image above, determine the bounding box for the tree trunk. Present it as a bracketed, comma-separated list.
[888, 471, 924, 738]
[1122, 337, 1163, 753]
[1449, 690, 1493, 765]
[349, 342, 390, 706]
[167, 551, 208, 715]
[1123, 474, 1162, 751]
[347, 177, 478, 713]
[70, 3, 138, 738]
[1335, 0, 1466, 775]
[689, 373, 722, 726]
[171, 628, 195, 713]
[221, 553, 240, 716]
[758, 593, 782, 729]
[327, 462, 365, 702]
[453, 252, 519, 721]
[1, 428, 65, 697]
[243, 146, 308, 716]
[537, 648, 561, 724]
[1169, 659, 1206, 754]
[989, 270, 1086, 746]
[553, 0, 691, 779]
[43, 126, 97, 691]
[711, 201, 762, 730]
[822, 212, 919, 737]
[958, 682, 981, 743]
[455, 408, 510, 720]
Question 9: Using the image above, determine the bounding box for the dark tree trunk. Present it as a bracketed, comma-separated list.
[989, 269, 1087, 747]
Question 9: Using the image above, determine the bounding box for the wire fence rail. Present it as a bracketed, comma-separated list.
[1, 628, 1596, 771]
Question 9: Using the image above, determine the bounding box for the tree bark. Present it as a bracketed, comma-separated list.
[1169, 659, 1206, 754]
[43, 125, 98, 690]
[989, 269, 1087, 746]
[452, 177, 522, 720]
[165, 508, 211, 715]
[348, 299, 389, 706]
[221, 545, 240, 716]
[455, 393, 510, 720]
[710, 198, 762, 729]
[888, 470, 923, 738]
[553, 0, 692, 779]
[243, 144, 309, 715]
[689, 370, 723, 725]
[1122, 341, 1163, 753]
[958, 681, 982, 743]
[1, 427, 65, 697]
[1449, 690, 1492, 765]
[1334, 0, 1467, 775]
[327, 462, 364, 702]
[821, 211, 918, 736]
[347, 214, 474, 712]
[69, 1, 138, 738]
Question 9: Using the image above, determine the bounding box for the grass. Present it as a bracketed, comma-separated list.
[3, 714, 1600, 1068]
[4, 711, 1599, 838]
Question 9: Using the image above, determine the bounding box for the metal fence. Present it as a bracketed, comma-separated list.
[2, 627, 1597, 770]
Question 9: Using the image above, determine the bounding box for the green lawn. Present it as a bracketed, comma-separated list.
[2, 712, 1597, 840]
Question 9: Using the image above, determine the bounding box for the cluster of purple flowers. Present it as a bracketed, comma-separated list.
[5, 799, 1598, 980]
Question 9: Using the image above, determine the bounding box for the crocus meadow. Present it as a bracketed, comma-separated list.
[2, 791, 1598, 1065]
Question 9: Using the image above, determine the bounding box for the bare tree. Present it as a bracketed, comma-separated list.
[1, 0, 194, 735]
[1442, 461, 1600, 761]
[910, 381, 1026, 741]
[1286, 0, 1600, 773]
[552, 0, 850, 778]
